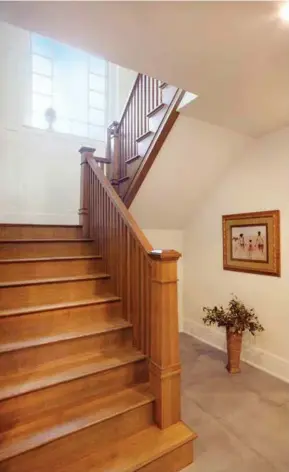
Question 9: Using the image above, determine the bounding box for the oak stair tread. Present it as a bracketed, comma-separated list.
[0, 295, 120, 317]
[0, 273, 110, 288]
[0, 239, 93, 243]
[136, 130, 154, 142]
[0, 348, 146, 401]
[0, 383, 153, 462]
[147, 103, 166, 118]
[0, 255, 101, 264]
[55, 421, 196, 472]
[0, 318, 131, 353]
[125, 154, 141, 164]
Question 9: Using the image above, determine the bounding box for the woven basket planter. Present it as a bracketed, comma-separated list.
[226, 329, 242, 374]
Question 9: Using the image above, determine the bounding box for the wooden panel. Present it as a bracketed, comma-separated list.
[0, 240, 95, 259]
[0, 359, 149, 424]
[0, 299, 122, 346]
[0, 256, 103, 282]
[0, 328, 132, 377]
[0, 275, 111, 310]
[2, 404, 153, 472]
[0, 225, 83, 240]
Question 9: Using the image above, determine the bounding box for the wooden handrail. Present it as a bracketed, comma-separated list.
[79, 146, 182, 429]
[107, 74, 183, 206]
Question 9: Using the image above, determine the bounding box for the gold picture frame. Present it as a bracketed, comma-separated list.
[222, 210, 280, 277]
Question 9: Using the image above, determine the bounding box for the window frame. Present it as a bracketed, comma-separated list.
[29, 33, 108, 141]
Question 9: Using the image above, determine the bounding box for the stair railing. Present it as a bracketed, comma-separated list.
[107, 74, 184, 206]
[79, 146, 182, 429]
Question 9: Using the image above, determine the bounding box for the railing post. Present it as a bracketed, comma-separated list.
[148, 249, 181, 429]
[78, 146, 95, 238]
[107, 121, 120, 190]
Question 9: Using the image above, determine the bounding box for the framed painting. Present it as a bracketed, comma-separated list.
[222, 210, 280, 277]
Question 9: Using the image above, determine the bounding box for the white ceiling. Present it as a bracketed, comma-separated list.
[1, 1, 289, 136]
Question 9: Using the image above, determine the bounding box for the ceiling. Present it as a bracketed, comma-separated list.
[1, 1, 289, 137]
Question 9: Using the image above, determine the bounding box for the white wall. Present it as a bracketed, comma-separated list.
[131, 115, 251, 229]
[143, 229, 184, 330]
[183, 125, 289, 383]
[0, 21, 136, 224]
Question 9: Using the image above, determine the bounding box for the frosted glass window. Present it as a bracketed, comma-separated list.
[90, 57, 106, 76]
[33, 74, 52, 94]
[32, 93, 52, 113]
[89, 108, 105, 126]
[88, 125, 105, 141]
[89, 74, 106, 92]
[32, 54, 52, 76]
[30, 32, 108, 139]
[89, 91, 105, 109]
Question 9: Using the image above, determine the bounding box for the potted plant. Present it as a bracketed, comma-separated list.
[202, 296, 264, 373]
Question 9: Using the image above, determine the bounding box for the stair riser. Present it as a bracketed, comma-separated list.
[137, 133, 154, 158]
[0, 258, 103, 282]
[0, 241, 95, 259]
[0, 278, 111, 310]
[0, 359, 149, 422]
[0, 301, 122, 346]
[1, 403, 153, 472]
[137, 441, 194, 472]
[0, 328, 132, 377]
[0, 225, 83, 240]
[0, 259, 103, 282]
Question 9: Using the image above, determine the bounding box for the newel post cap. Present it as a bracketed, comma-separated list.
[149, 249, 181, 261]
[78, 146, 96, 155]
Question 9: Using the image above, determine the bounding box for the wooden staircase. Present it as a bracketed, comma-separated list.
[0, 222, 196, 469]
[102, 75, 184, 207]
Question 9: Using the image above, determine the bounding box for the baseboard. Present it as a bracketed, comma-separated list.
[183, 318, 289, 384]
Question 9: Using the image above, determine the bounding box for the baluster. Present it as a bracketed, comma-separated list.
[126, 229, 131, 323]
[149, 250, 182, 429]
[78, 147, 95, 238]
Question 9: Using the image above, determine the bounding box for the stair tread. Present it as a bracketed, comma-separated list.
[0, 383, 153, 462]
[0, 255, 101, 263]
[0, 318, 131, 353]
[136, 130, 154, 142]
[0, 273, 110, 288]
[0, 348, 146, 401]
[0, 295, 121, 317]
[57, 421, 196, 472]
[0, 239, 93, 243]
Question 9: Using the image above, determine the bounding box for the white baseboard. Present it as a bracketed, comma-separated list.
[183, 318, 289, 384]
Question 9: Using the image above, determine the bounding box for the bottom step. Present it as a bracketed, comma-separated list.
[62, 421, 195, 472]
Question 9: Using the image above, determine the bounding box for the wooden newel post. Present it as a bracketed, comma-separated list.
[149, 249, 182, 429]
[107, 121, 120, 188]
[78, 146, 95, 238]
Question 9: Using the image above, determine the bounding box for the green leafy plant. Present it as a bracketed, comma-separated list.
[202, 296, 264, 335]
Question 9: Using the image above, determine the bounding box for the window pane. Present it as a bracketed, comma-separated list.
[32, 111, 48, 130]
[89, 108, 105, 126]
[88, 125, 105, 141]
[32, 93, 52, 113]
[33, 73, 52, 94]
[89, 56, 106, 76]
[89, 91, 105, 109]
[32, 54, 52, 76]
[54, 118, 71, 134]
[71, 121, 88, 137]
[89, 74, 105, 92]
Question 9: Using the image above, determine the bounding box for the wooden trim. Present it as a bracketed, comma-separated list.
[118, 74, 142, 127]
[136, 130, 153, 143]
[94, 157, 111, 164]
[87, 156, 153, 252]
[125, 154, 141, 165]
[147, 103, 166, 118]
[118, 175, 130, 184]
[159, 82, 168, 89]
[124, 90, 184, 208]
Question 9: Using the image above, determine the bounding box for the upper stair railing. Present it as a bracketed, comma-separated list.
[79, 146, 182, 429]
[106, 74, 184, 206]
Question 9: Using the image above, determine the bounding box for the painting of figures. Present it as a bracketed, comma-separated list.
[231, 225, 267, 262]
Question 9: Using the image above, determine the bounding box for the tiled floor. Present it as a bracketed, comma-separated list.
[180, 333, 289, 472]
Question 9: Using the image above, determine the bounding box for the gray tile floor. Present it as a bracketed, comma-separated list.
[180, 333, 289, 472]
